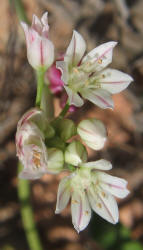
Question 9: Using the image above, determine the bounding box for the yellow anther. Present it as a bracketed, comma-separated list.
[72, 199, 78, 204]
[98, 59, 102, 64]
[102, 192, 106, 198]
[97, 203, 102, 208]
[73, 68, 79, 74]
[33, 150, 41, 168]
[85, 210, 89, 215]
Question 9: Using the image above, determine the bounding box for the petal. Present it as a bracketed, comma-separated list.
[81, 88, 114, 109]
[47, 64, 64, 94]
[82, 41, 117, 71]
[19, 169, 43, 180]
[32, 14, 42, 34]
[96, 172, 130, 198]
[56, 61, 68, 84]
[41, 12, 49, 38]
[98, 68, 133, 94]
[41, 12, 49, 26]
[87, 186, 119, 224]
[82, 159, 112, 171]
[40, 38, 54, 68]
[27, 36, 54, 69]
[65, 86, 84, 107]
[55, 176, 71, 214]
[21, 22, 32, 46]
[27, 35, 42, 68]
[65, 30, 86, 67]
[71, 191, 91, 233]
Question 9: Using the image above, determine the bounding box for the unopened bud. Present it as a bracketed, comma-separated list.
[21, 12, 54, 71]
[47, 148, 64, 174]
[77, 118, 107, 150]
[65, 141, 87, 166]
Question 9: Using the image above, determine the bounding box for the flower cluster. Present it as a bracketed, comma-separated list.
[16, 12, 133, 233]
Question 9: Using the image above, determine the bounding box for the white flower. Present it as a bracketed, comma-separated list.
[77, 118, 107, 150]
[16, 109, 63, 179]
[57, 30, 133, 108]
[21, 12, 54, 70]
[55, 159, 129, 233]
[16, 120, 49, 179]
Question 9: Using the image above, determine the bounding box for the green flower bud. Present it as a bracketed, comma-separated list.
[47, 148, 64, 174]
[46, 136, 66, 151]
[44, 124, 55, 139]
[65, 141, 87, 166]
[51, 118, 76, 141]
[59, 119, 76, 141]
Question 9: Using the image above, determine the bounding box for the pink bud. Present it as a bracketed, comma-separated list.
[60, 92, 77, 113]
[46, 63, 64, 94]
[21, 12, 54, 70]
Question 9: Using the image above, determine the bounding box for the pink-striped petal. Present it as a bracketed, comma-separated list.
[81, 88, 114, 109]
[32, 14, 42, 34]
[98, 68, 133, 94]
[56, 61, 68, 84]
[71, 191, 91, 233]
[65, 30, 86, 67]
[41, 12, 49, 38]
[82, 41, 117, 72]
[96, 172, 130, 198]
[55, 176, 71, 214]
[82, 159, 112, 171]
[87, 186, 119, 224]
[19, 168, 44, 179]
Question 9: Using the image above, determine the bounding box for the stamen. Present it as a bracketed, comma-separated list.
[101, 191, 106, 198]
[98, 59, 102, 64]
[72, 199, 78, 204]
[73, 68, 79, 74]
[97, 203, 102, 208]
[33, 150, 41, 168]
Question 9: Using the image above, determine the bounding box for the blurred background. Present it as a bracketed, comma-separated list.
[0, 0, 143, 249]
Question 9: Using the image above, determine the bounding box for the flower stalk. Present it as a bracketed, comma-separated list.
[18, 163, 43, 250]
[40, 83, 54, 120]
[36, 69, 46, 108]
[59, 102, 70, 118]
[10, 0, 29, 23]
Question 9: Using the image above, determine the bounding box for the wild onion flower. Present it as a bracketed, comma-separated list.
[57, 30, 133, 108]
[16, 109, 64, 179]
[21, 12, 54, 71]
[56, 158, 129, 233]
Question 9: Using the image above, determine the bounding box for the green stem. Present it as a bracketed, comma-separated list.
[59, 103, 70, 118]
[18, 163, 43, 250]
[41, 84, 54, 120]
[36, 70, 45, 108]
[9, 0, 29, 23]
